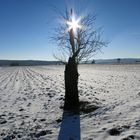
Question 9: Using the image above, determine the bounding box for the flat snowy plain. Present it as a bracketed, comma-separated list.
[0, 64, 140, 140]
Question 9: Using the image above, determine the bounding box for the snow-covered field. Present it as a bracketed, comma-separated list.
[0, 64, 140, 140]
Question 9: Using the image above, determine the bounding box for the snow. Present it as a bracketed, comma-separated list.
[58, 111, 80, 140]
[0, 64, 140, 140]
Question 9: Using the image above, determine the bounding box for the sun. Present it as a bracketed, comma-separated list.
[66, 15, 81, 33]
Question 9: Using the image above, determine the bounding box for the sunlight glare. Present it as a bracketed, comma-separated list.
[66, 15, 82, 33]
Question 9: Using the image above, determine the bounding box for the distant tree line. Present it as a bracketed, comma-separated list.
[10, 62, 20, 66]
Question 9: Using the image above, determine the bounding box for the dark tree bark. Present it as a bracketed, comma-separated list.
[64, 57, 79, 111]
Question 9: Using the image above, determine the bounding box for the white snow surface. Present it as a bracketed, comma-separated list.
[0, 64, 140, 140]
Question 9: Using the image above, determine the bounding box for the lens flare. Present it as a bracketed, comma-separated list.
[66, 15, 82, 33]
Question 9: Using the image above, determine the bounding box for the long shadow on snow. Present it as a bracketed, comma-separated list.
[58, 111, 80, 140]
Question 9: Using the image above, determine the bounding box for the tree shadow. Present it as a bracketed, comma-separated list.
[58, 111, 80, 140]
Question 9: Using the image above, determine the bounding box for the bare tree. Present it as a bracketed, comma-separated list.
[52, 8, 107, 111]
[117, 58, 121, 63]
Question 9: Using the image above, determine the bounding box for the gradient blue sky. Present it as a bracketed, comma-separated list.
[0, 0, 140, 60]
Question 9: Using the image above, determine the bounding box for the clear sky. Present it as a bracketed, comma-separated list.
[0, 0, 140, 60]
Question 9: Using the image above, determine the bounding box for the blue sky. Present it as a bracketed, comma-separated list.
[0, 0, 140, 60]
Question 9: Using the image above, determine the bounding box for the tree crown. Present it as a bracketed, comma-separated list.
[52, 8, 107, 63]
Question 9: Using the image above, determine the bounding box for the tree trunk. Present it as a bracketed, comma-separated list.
[64, 57, 79, 111]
